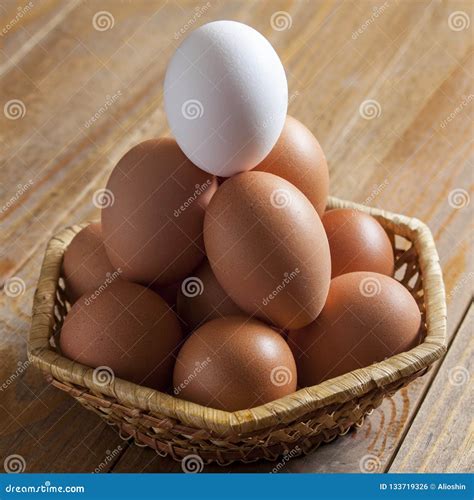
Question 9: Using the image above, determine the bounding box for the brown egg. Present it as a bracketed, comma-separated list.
[59, 280, 183, 391]
[254, 115, 329, 216]
[288, 272, 422, 386]
[173, 316, 297, 411]
[176, 259, 242, 332]
[101, 138, 218, 287]
[204, 171, 331, 330]
[62, 222, 117, 303]
[322, 208, 394, 278]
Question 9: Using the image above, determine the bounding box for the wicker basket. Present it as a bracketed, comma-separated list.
[28, 196, 447, 465]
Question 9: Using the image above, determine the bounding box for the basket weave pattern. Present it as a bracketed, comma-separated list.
[28, 197, 447, 464]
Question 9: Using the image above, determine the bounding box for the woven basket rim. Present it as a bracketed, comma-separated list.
[28, 196, 447, 435]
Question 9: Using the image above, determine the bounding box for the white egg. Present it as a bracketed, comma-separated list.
[164, 21, 288, 177]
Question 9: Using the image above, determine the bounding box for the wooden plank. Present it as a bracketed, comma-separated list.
[389, 305, 473, 473]
[1, 0, 472, 473]
[0, 0, 82, 76]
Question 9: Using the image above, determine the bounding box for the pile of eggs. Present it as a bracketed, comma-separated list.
[59, 21, 421, 412]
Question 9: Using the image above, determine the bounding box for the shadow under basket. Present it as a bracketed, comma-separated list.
[28, 197, 447, 465]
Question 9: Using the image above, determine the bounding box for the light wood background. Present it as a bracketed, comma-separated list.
[0, 0, 472, 473]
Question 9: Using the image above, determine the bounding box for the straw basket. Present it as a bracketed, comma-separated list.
[28, 197, 447, 465]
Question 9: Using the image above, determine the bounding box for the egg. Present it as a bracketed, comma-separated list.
[164, 21, 288, 177]
[204, 171, 331, 330]
[101, 138, 218, 286]
[62, 222, 116, 303]
[322, 208, 394, 278]
[254, 115, 329, 216]
[288, 272, 422, 386]
[59, 280, 183, 391]
[173, 316, 297, 411]
[176, 259, 242, 332]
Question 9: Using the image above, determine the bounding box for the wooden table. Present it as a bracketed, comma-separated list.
[1, 0, 472, 474]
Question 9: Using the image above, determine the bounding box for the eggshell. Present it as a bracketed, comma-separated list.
[322, 208, 394, 278]
[173, 316, 297, 411]
[62, 222, 116, 303]
[176, 259, 242, 332]
[204, 171, 331, 329]
[254, 115, 329, 216]
[59, 280, 183, 392]
[164, 21, 288, 177]
[101, 138, 217, 286]
[288, 272, 422, 386]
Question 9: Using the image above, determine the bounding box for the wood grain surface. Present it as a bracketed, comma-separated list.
[0, 0, 472, 473]
[390, 305, 473, 473]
